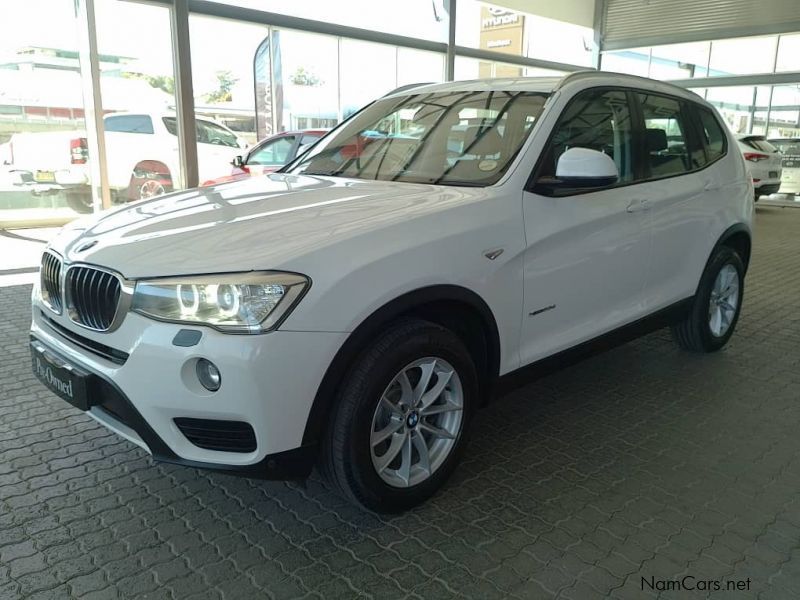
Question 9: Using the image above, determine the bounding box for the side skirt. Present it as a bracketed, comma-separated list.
[494, 297, 693, 398]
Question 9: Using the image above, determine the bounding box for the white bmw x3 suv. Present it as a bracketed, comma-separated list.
[31, 72, 753, 512]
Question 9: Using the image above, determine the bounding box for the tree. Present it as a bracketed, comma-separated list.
[289, 66, 322, 86]
[204, 70, 239, 103]
[123, 72, 174, 95]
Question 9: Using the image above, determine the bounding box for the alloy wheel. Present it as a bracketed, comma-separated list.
[370, 357, 463, 488]
[708, 264, 739, 337]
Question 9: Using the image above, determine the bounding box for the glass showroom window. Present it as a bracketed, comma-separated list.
[207, 0, 449, 42]
[0, 0, 96, 221]
[456, 0, 593, 68]
[776, 34, 800, 73]
[269, 30, 340, 133]
[700, 86, 771, 135]
[768, 85, 800, 138]
[397, 49, 445, 88]
[93, 0, 184, 211]
[708, 36, 778, 77]
[454, 57, 563, 80]
[600, 48, 650, 77]
[648, 42, 710, 79]
[340, 40, 397, 119]
[189, 15, 268, 185]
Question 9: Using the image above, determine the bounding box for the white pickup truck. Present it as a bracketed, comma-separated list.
[7, 112, 247, 213]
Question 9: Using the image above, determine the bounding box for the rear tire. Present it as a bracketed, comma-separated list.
[321, 318, 478, 513]
[671, 246, 744, 352]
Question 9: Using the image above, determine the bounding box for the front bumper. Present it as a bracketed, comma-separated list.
[30, 295, 347, 479]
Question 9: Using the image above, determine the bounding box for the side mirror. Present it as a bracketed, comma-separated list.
[232, 155, 244, 168]
[554, 147, 618, 188]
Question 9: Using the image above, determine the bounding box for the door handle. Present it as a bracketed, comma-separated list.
[626, 198, 650, 213]
[703, 179, 719, 191]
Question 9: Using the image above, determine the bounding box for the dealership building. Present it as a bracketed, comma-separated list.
[1, 1, 800, 599]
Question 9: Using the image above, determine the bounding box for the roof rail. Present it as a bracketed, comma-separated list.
[382, 82, 435, 97]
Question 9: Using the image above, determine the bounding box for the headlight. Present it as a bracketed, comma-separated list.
[131, 272, 309, 333]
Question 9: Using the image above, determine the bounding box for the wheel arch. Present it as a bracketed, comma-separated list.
[715, 223, 752, 273]
[127, 159, 173, 200]
[301, 285, 501, 448]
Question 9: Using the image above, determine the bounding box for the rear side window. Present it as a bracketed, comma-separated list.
[696, 107, 727, 162]
[636, 93, 693, 177]
[105, 115, 154, 134]
[536, 89, 634, 184]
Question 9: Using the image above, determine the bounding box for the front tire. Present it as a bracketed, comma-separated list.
[671, 246, 744, 352]
[321, 319, 478, 512]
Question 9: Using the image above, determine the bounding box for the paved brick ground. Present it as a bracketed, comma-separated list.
[1, 206, 799, 599]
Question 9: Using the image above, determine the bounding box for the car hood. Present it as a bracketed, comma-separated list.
[50, 173, 486, 278]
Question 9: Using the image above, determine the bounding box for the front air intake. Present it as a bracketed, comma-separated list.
[174, 418, 257, 453]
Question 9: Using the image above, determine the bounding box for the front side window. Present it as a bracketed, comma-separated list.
[637, 93, 695, 177]
[288, 90, 549, 186]
[248, 136, 296, 166]
[535, 89, 634, 184]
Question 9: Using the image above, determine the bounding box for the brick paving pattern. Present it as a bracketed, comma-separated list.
[1, 205, 799, 599]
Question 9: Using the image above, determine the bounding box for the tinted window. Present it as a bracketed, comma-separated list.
[536, 89, 634, 184]
[697, 107, 727, 162]
[105, 114, 154, 134]
[637, 93, 693, 177]
[248, 137, 296, 165]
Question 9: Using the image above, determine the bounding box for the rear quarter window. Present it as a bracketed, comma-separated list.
[696, 106, 727, 163]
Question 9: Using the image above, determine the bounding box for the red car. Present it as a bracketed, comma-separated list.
[201, 129, 327, 186]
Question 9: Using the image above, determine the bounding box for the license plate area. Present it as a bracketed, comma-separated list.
[31, 340, 92, 411]
[34, 170, 56, 183]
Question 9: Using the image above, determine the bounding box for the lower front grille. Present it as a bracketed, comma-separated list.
[40, 311, 129, 365]
[66, 266, 121, 331]
[174, 418, 257, 453]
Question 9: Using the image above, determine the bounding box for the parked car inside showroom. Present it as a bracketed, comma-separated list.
[201, 129, 327, 186]
[736, 134, 782, 200]
[768, 137, 800, 195]
[8, 111, 247, 213]
[31, 72, 753, 512]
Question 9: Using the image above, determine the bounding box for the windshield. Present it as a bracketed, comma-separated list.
[287, 90, 549, 186]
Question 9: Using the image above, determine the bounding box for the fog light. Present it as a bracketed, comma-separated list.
[196, 358, 221, 392]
